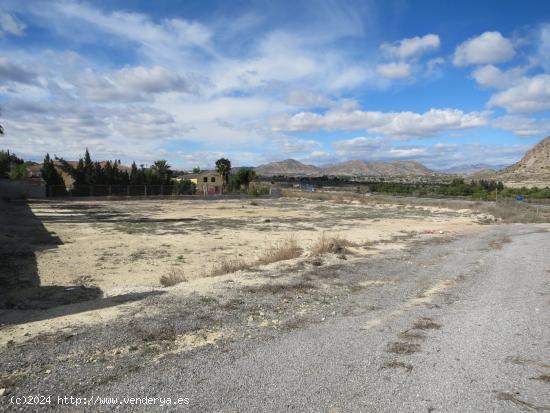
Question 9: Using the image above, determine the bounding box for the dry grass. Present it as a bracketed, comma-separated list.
[412, 317, 442, 330]
[256, 237, 303, 265]
[159, 267, 188, 287]
[312, 232, 357, 255]
[382, 361, 413, 372]
[244, 280, 315, 294]
[208, 238, 303, 277]
[386, 341, 421, 354]
[532, 375, 550, 383]
[210, 258, 251, 276]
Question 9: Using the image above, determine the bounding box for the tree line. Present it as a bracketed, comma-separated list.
[1, 148, 264, 195]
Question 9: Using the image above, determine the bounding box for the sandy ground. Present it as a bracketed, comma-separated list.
[0, 196, 489, 346]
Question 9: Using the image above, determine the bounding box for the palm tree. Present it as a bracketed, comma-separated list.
[151, 160, 172, 184]
[215, 158, 231, 190]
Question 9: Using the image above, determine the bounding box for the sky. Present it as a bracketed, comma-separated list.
[0, 0, 549, 170]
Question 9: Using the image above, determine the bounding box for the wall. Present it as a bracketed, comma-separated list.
[0, 179, 46, 199]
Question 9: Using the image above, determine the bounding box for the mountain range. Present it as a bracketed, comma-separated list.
[254, 136, 550, 187]
[254, 159, 434, 177]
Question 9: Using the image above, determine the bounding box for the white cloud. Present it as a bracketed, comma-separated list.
[493, 115, 550, 137]
[273, 108, 488, 139]
[0, 13, 25, 36]
[287, 90, 334, 108]
[331, 138, 528, 169]
[488, 74, 550, 112]
[426, 57, 445, 75]
[77, 66, 200, 102]
[376, 62, 411, 79]
[0, 58, 38, 85]
[272, 136, 321, 155]
[380, 34, 440, 60]
[471, 64, 526, 89]
[453, 32, 515, 66]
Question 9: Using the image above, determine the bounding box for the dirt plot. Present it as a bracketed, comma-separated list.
[26, 198, 482, 291]
[0, 196, 485, 346]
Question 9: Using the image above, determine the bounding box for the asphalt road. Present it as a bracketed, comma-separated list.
[94, 224, 549, 412]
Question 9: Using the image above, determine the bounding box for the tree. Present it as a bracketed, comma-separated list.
[151, 160, 172, 185]
[232, 167, 256, 190]
[42, 154, 64, 186]
[9, 163, 30, 180]
[0, 150, 23, 178]
[192, 166, 201, 173]
[215, 158, 231, 189]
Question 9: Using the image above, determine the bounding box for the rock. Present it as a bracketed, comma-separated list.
[45, 369, 51, 374]
[0, 388, 6, 397]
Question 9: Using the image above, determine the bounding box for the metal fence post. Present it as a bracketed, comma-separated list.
[127, 185, 130, 197]
[144, 185, 147, 196]
[90, 185, 93, 197]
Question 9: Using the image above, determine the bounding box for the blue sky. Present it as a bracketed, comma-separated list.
[0, 0, 549, 169]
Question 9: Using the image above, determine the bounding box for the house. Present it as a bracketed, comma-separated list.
[184, 171, 224, 195]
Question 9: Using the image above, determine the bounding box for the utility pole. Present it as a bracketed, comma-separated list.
[495, 186, 498, 203]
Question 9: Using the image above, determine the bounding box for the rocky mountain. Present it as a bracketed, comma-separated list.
[254, 159, 321, 177]
[497, 136, 550, 187]
[254, 159, 433, 177]
[438, 163, 508, 175]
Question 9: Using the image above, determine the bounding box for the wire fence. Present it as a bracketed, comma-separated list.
[47, 185, 198, 198]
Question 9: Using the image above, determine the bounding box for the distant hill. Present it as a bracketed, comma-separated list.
[255, 159, 321, 177]
[438, 163, 508, 175]
[323, 160, 433, 176]
[254, 159, 434, 177]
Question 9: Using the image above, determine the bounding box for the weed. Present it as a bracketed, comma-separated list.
[210, 258, 251, 276]
[256, 237, 303, 265]
[412, 318, 442, 330]
[160, 268, 187, 287]
[386, 341, 421, 354]
[138, 322, 177, 342]
[312, 232, 357, 255]
[382, 361, 413, 372]
[244, 281, 315, 294]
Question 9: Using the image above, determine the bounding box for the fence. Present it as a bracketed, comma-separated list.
[47, 184, 197, 198]
[1, 179, 47, 199]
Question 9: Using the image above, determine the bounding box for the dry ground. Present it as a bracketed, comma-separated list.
[0, 196, 487, 346]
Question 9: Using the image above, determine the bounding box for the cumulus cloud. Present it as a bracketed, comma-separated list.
[376, 62, 411, 79]
[471, 64, 526, 89]
[380, 34, 440, 60]
[453, 32, 515, 66]
[0, 13, 25, 36]
[488, 74, 550, 112]
[273, 108, 488, 139]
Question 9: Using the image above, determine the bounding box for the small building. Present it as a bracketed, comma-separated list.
[184, 171, 224, 195]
